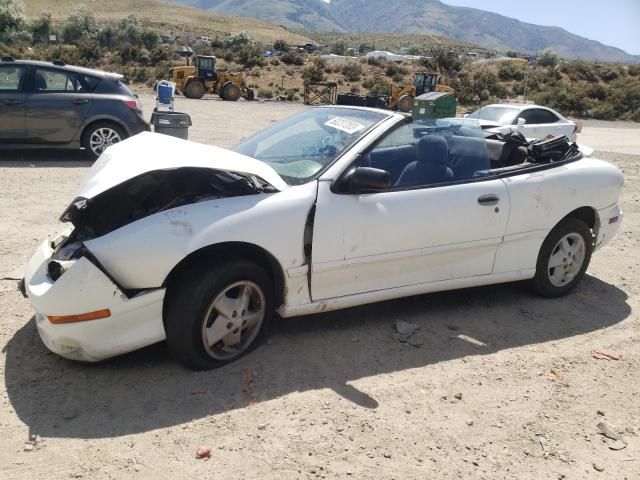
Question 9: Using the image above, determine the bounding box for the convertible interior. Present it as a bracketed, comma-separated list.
[359, 127, 578, 188]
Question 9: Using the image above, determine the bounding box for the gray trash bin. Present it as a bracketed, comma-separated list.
[151, 111, 192, 140]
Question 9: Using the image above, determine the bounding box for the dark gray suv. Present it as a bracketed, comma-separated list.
[0, 58, 149, 159]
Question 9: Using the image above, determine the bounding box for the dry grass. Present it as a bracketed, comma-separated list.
[22, 0, 313, 45]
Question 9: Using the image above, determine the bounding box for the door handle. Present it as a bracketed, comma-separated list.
[478, 194, 500, 206]
[5, 99, 23, 105]
[72, 98, 89, 104]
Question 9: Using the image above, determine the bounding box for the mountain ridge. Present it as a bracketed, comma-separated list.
[173, 0, 638, 63]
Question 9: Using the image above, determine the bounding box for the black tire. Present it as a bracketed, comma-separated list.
[245, 87, 255, 101]
[221, 81, 241, 101]
[184, 80, 205, 99]
[164, 259, 273, 370]
[531, 217, 593, 298]
[397, 94, 413, 112]
[81, 121, 127, 160]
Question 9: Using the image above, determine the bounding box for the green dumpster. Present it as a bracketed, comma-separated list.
[412, 92, 457, 120]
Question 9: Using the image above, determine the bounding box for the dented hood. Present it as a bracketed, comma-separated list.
[76, 132, 289, 199]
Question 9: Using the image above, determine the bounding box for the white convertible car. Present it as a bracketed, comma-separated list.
[22, 107, 623, 369]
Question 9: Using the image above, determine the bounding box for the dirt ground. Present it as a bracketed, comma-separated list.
[1, 94, 638, 479]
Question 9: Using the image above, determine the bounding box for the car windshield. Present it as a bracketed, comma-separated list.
[467, 106, 519, 124]
[234, 107, 389, 185]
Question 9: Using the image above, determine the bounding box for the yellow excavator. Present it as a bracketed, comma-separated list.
[169, 55, 254, 101]
[389, 72, 454, 112]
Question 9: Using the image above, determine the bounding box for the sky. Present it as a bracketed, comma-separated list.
[441, 0, 640, 55]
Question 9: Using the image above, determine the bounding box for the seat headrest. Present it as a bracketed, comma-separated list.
[417, 135, 449, 166]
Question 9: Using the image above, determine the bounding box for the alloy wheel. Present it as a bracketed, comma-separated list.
[89, 127, 122, 156]
[200, 281, 266, 361]
[547, 233, 586, 287]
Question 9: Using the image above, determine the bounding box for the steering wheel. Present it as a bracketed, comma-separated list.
[318, 143, 338, 157]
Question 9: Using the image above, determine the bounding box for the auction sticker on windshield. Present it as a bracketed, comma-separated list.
[325, 117, 365, 134]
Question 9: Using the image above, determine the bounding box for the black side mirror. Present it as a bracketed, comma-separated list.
[341, 167, 391, 193]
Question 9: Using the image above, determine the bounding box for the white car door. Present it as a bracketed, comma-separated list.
[310, 125, 510, 301]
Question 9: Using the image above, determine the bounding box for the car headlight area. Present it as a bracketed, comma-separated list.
[22, 237, 166, 361]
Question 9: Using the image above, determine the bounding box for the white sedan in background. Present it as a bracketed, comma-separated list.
[466, 104, 578, 141]
[22, 108, 622, 370]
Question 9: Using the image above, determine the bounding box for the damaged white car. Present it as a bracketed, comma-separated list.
[22, 107, 623, 370]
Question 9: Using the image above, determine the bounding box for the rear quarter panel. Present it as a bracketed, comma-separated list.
[493, 158, 623, 273]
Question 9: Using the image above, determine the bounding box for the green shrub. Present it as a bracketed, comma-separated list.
[537, 48, 558, 67]
[302, 64, 325, 82]
[385, 62, 408, 77]
[498, 63, 525, 81]
[332, 41, 347, 56]
[0, 0, 26, 43]
[142, 28, 160, 50]
[362, 76, 390, 96]
[237, 44, 263, 68]
[281, 51, 304, 65]
[76, 37, 102, 64]
[150, 47, 169, 64]
[62, 5, 98, 44]
[273, 39, 288, 52]
[257, 87, 273, 99]
[341, 61, 362, 81]
[366, 56, 385, 67]
[30, 11, 53, 44]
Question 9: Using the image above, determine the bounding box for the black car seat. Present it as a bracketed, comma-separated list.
[447, 136, 491, 180]
[394, 135, 453, 187]
[34, 72, 47, 91]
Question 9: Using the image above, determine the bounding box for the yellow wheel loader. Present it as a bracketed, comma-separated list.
[389, 72, 454, 112]
[169, 55, 254, 101]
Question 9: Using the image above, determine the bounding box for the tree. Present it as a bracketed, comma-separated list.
[537, 48, 558, 67]
[63, 5, 98, 43]
[0, 0, 25, 42]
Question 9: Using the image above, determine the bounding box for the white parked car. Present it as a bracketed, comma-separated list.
[21, 107, 623, 370]
[466, 104, 578, 141]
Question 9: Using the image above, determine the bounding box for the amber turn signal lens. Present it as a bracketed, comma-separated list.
[48, 309, 111, 324]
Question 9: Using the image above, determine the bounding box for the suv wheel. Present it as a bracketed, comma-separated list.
[82, 122, 126, 160]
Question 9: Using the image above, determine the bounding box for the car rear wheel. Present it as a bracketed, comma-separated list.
[531, 217, 593, 297]
[82, 122, 126, 160]
[164, 259, 273, 370]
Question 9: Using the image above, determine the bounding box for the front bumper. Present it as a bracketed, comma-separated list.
[595, 204, 622, 251]
[23, 237, 166, 361]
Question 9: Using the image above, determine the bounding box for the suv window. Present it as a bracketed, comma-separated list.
[0, 65, 26, 91]
[519, 108, 559, 124]
[34, 68, 96, 93]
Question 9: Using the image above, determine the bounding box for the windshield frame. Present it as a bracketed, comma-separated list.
[233, 106, 393, 186]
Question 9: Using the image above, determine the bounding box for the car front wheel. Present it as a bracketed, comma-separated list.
[532, 217, 593, 297]
[82, 122, 126, 160]
[164, 259, 273, 370]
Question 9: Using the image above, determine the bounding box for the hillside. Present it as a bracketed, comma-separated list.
[21, 0, 313, 45]
[173, 0, 638, 63]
